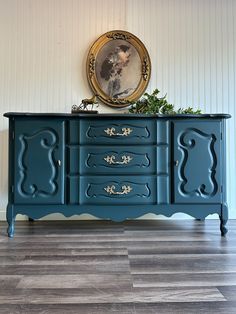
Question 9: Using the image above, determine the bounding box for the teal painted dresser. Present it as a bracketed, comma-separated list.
[4, 112, 231, 237]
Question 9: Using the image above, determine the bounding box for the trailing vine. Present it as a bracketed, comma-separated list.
[128, 89, 202, 114]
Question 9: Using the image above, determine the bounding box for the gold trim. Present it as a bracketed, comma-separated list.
[142, 57, 150, 81]
[86, 30, 151, 108]
[107, 32, 132, 41]
[88, 53, 95, 78]
[107, 98, 133, 105]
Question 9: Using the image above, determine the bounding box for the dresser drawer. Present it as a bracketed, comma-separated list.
[69, 146, 156, 175]
[69, 119, 156, 145]
[80, 176, 156, 205]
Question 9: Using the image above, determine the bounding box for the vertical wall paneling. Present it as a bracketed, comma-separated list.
[0, 0, 235, 219]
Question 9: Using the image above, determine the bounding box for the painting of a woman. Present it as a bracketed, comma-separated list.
[87, 30, 151, 108]
[96, 39, 141, 99]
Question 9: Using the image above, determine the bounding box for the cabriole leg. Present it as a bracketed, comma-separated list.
[220, 203, 228, 236]
[6, 205, 16, 238]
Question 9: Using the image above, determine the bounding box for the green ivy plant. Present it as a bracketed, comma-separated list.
[128, 89, 202, 114]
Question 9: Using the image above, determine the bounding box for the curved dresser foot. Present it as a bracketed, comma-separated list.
[220, 220, 228, 236]
[6, 205, 16, 238]
[220, 203, 228, 236]
[7, 223, 15, 238]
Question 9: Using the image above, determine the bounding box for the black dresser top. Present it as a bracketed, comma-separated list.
[4, 112, 231, 119]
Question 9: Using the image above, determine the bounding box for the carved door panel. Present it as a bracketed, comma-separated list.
[14, 119, 65, 204]
[173, 120, 222, 203]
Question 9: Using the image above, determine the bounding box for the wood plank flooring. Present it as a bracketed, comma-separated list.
[0, 219, 236, 314]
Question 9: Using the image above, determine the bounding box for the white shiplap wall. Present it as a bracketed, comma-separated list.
[0, 0, 235, 220]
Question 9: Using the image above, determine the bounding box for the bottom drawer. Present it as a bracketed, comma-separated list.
[80, 176, 156, 205]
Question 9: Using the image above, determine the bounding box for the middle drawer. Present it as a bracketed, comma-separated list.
[69, 146, 156, 175]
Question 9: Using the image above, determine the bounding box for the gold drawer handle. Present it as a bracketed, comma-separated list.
[104, 127, 133, 137]
[104, 155, 133, 165]
[104, 185, 132, 195]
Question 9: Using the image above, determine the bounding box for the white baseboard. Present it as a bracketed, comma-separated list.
[0, 211, 6, 221]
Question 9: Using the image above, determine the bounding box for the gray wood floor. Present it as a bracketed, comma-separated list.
[0, 219, 236, 314]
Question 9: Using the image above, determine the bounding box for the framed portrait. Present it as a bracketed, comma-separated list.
[86, 30, 151, 108]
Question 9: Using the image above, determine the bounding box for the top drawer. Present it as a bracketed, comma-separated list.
[69, 119, 156, 145]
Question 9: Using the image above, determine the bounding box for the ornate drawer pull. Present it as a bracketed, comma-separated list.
[104, 127, 133, 137]
[104, 185, 132, 195]
[104, 155, 133, 165]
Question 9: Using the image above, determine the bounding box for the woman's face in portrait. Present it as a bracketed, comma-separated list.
[117, 50, 130, 66]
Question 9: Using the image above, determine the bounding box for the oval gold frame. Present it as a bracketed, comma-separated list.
[86, 30, 151, 108]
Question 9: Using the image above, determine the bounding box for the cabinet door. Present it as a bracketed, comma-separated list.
[173, 120, 222, 203]
[14, 119, 65, 204]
